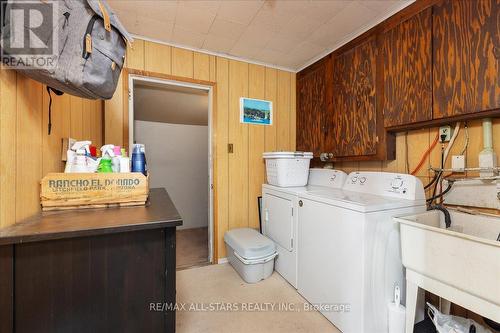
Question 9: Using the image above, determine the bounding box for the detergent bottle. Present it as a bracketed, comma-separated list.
[131, 143, 147, 175]
[68, 141, 92, 173]
[98, 144, 115, 173]
[112, 146, 122, 173]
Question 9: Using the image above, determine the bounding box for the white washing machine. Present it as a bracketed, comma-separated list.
[297, 172, 426, 333]
[262, 168, 347, 288]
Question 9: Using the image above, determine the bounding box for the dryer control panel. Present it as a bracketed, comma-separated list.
[343, 172, 425, 201]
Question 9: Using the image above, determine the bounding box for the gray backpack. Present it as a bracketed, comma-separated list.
[1, 0, 132, 100]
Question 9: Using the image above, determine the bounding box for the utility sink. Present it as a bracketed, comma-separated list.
[394, 210, 500, 324]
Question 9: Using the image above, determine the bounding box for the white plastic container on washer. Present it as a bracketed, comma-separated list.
[263, 151, 313, 187]
[224, 228, 277, 283]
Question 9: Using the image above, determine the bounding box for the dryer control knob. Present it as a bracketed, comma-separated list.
[391, 178, 404, 189]
[298, 200, 303, 207]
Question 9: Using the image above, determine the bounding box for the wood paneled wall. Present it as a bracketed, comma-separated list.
[338, 119, 500, 198]
[104, 39, 296, 259]
[0, 68, 103, 228]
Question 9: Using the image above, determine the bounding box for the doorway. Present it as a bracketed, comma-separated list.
[128, 75, 214, 269]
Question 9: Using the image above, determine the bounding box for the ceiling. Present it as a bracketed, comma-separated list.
[108, 0, 414, 72]
[134, 81, 209, 126]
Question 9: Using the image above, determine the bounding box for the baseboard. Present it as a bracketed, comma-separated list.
[217, 257, 228, 264]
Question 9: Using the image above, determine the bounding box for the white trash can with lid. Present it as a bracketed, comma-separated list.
[224, 228, 277, 283]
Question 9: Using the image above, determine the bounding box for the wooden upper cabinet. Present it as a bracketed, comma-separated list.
[296, 61, 327, 156]
[383, 8, 432, 127]
[332, 37, 378, 157]
[433, 0, 500, 118]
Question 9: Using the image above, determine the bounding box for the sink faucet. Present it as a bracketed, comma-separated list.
[428, 205, 451, 228]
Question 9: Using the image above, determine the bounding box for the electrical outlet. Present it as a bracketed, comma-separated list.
[451, 155, 465, 172]
[439, 125, 452, 142]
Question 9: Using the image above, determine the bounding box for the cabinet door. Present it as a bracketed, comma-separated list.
[383, 8, 432, 127]
[332, 37, 378, 157]
[433, 0, 500, 118]
[296, 64, 326, 155]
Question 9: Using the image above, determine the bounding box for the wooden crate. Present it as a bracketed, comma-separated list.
[40, 173, 149, 211]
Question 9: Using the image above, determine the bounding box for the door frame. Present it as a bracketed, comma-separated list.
[123, 68, 218, 263]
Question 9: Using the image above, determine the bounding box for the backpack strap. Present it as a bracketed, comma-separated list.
[46, 86, 64, 135]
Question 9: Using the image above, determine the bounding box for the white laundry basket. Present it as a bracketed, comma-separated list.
[224, 228, 277, 283]
[263, 151, 313, 187]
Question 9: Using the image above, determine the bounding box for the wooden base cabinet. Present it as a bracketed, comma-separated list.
[0, 228, 176, 333]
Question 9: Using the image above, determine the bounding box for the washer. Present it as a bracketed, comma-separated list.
[262, 168, 347, 288]
[297, 172, 426, 333]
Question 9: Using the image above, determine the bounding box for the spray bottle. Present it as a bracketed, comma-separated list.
[98, 144, 115, 173]
[131, 143, 147, 175]
[69, 141, 92, 173]
[112, 146, 122, 173]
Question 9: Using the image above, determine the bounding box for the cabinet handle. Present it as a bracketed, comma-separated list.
[298, 200, 303, 207]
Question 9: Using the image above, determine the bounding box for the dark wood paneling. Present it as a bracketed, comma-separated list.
[14, 228, 173, 333]
[0, 246, 13, 333]
[332, 37, 378, 157]
[296, 61, 326, 156]
[383, 8, 432, 127]
[433, 0, 500, 118]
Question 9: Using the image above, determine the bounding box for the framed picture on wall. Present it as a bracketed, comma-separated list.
[240, 97, 273, 125]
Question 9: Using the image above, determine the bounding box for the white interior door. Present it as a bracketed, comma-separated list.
[264, 194, 294, 251]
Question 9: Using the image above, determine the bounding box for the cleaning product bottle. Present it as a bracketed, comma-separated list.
[69, 141, 92, 173]
[112, 146, 122, 173]
[98, 144, 115, 173]
[119, 148, 130, 173]
[131, 143, 147, 175]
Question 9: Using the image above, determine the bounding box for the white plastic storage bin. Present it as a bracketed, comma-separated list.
[224, 228, 277, 283]
[263, 151, 313, 187]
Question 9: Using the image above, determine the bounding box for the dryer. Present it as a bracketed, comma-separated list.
[297, 172, 426, 333]
[262, 168, 347, 288]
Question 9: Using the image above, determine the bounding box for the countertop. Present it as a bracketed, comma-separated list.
[0, 188, 182, 246]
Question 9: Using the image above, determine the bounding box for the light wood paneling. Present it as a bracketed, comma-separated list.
[0, 69, 104, 227]
[228, 60, 249, 230]
[104, 74, 124, 145]
[0, 69, 17, 228]
[290, 72, 297, 150]
[16, 76, 43, 222]
[248, 64, 266, 230]
[42, 92, 70, 175]
[193, 52, 210, 81]
[70, 96, 83, 140]
[172, 47, 194, 78]
[209, 55, 216, 82]
[145, 41, 171, 75]
[215, 57, 229, 257]
[126, 39, 145, 70]
[264, 68, 278, 153]
[276, 71, 291, 151]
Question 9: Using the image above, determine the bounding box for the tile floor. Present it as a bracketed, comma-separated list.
[176, 263, 340, 333]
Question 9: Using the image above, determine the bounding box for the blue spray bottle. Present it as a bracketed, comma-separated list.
[131, 143, 147, 175]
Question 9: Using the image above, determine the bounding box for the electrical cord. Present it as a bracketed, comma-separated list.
[460, 122, 469, 156]
[411, 132, 440, 175]
[424, 171, 439, 190]
[426, 180, 454, 203]
[405, 132, 409, 174]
